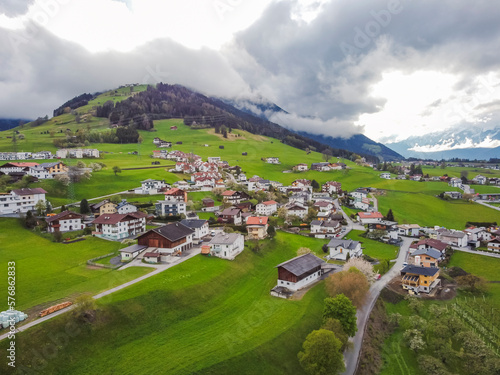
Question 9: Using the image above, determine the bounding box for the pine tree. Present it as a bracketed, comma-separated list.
[386, 209, 395, 221]
[80, 199, 90, 214]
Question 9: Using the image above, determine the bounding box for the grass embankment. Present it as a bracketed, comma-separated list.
[0, 232, 329, 374]
[0, 218, 151, 311]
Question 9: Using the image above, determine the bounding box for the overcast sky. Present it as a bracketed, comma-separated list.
[1, 0, 500, 145]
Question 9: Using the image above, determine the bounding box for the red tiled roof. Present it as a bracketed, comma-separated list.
[247, 216, 268, 225]
[222, 190, 236, 196]
[261, 200, 277, 205]
[92, 212, 145, 225]
[358, 212, 383, 219]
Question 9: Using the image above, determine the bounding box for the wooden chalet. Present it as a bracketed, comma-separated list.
[137, 222, 194, 253]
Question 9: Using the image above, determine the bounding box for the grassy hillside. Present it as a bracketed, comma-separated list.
[0, 218, 151, 312]
[0, 232, 328, 375]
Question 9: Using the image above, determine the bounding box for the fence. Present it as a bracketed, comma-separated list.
[87, 252, 121, 269]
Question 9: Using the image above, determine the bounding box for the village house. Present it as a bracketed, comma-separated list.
[464, 227, 493, 243]
[380, 172, 391, 179]
[409, 248, 442, 267]
[255, 200, 278, 216]
[266, 157, 280, 164]
[0, 162, 40, 174]
[92, 211, 147, 240]
[411, 238, 449, 254]
[46, 210, 84, 233]
[0, 188, 48, 215]
[471, 174, 487, 185]
[207, 157, 221, 163]
[397, 224, 421, 237]
[116, 200, 137, 214]
[311, 162, 331, 171]
[313, 200, 335, 212]
[155, 197, 187, 217]
[448, 177, 463, 188]
[310, 219, 342, 237]
[368, 221, 399, 239]
[164, 188, 187, 202]
[327, 239, 362, 260]
[357, 211, 383, 224]
[180, 219, 209, 240]
[218, 207, 243, 225]
[118, 244, 147, 262]
[137, 222, 194, 256]
[285, 203, 308, 220]
[322, 181, 342, 195]
[137, 179, 168, 195]
[56, 148, 99, 159]
[39, 162, 68, 176]
[207, 233, 245, 260]
[350, 188, 371, 210]
[90, 199, 117, 217]
[221, 190, 251, 205]
[400, 265, 440, 294]
[246, 216, 269, 239]
[152, 150, 169, 159]
[292, 179, 312, 189]
[487, 238, 500, 252]
[436, 228, 468, 247]
[293, 163, 308, 171]
[443, 191, 462, 199]
[272, 253, 325, 294]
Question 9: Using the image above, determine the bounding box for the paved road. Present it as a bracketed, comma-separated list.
[452, 247, 500, 258]
[334, 199, 365, 238]
[476, 200, 500, 212]
[342, 237, 412, 375]
[0, 247, 201, 342]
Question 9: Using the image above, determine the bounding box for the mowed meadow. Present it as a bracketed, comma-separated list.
[0, 232, 329, 375]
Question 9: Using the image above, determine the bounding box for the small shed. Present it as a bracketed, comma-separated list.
[143, 252, 161, 264]
[119, 244, 147, 262]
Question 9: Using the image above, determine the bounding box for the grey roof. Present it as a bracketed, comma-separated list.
[119, 244, 147, 253]
[327, 239, 360, 250]
[39, 162, 62, 168]
[311, 220, 340, 228]
[151, 222, 194, 241]
[210, 233, 242, 245]
[401, 265, 440, 277]
[220, 208, 241, 216]
[437, 229, 466, 238]
[180, 219, 208, 229]
[276, 253, 324, 277]
[116, 200, 134, 209]
[412, 248, 442, 259]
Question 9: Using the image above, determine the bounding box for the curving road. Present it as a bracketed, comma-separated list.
[342, 237, 412, 375]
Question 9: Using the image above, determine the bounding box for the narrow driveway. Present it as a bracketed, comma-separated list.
[342, 237, 412, 375]
[475, 200, 500, 212]
[0, 247, 201, 342]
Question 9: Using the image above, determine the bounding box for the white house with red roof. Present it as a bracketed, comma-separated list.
[357, 211, 383, 224]
[256, 200, 278, 216]
[246, 216, 269, 239]
[92, 212, 147, 240]
[322, 181, 342, 195]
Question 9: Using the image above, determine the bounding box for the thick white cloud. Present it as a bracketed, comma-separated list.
[1, 0, 500, 143]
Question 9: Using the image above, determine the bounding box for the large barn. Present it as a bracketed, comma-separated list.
[137, 222, 194, 254]
[274, 253, 325, 292]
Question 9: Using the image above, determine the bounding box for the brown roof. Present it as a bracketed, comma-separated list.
[46, 210, 82, 223]
[260, 200, 277, 205]
[12, 188, 47, 195]
[358, 212, 383, 219]
[222, 190, 236, 196]
[144, 252, 161, 258]
[416, 238, 448, 251]
[92, 212, 145, 225]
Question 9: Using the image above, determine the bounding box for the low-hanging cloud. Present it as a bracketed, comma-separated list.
[0, 0, 34, 17]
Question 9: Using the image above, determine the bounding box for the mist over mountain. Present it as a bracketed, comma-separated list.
[387, 126, 500, 160]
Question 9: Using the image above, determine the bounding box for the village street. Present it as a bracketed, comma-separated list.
[342, 237, 412, 375]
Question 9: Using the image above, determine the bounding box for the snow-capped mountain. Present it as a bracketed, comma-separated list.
[386, 126, 500, 160]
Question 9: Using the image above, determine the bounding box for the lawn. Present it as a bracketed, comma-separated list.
[344, 230, 399, 261]
[377, 190, 500, 228]
[0, 218, 152, 311]
[0, 231, 329, 374]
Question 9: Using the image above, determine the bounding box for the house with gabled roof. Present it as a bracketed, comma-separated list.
[411, 238, 448, 254]
[357, 211, 383, 224]
[327, 239, 362, 260]
[90, 199, 117, 217]
[137, 222, 194, 254]
[116, 200, 137, 214]
[0, 188, 48, 214]
[310, 219, 341, 237]
[397, 224, 421, 237]
[46, 210, 84, 233]
[322, 181, 342, 195]
[436, 228, 468, 247]
[293, 163, 308, 171]
[285, 203, 308, 220]
[400, 265, 440, 294]
[180, 219, 209, 240]
[218, 207, 242, 225]
[487, 237, 500, 252]
[92, 212, 147, 240]
[255, 200, 278, 216]
[221, 190, 251, 205]
[208, 233, 245, 260]
[409, 248, 442, 267]
[273, 253, 325, 292]
[246, 216, 269, 239]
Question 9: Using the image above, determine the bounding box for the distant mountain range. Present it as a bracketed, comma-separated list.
[386, 126, 500, 160]
[226, 99, 403, 161]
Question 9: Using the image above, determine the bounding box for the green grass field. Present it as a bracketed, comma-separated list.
[345, 230, 399, 260]
[0, 231, 328, 374]
[0, 219, 151, 311]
